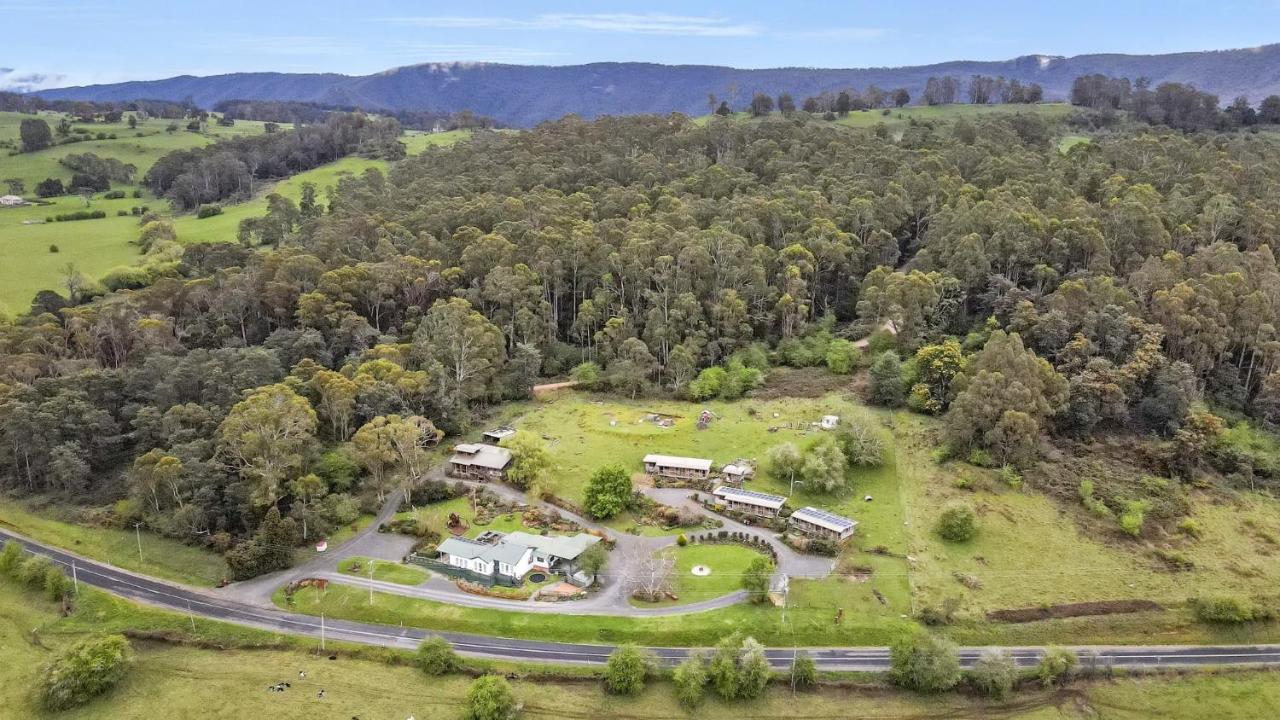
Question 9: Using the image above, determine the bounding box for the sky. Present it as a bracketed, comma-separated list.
[3, 0, 1280, 90]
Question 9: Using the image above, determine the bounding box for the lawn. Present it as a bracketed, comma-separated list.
[631, 543, 766, 608]
[3, 578, 1279, 718]
[338, 556, 428, 585]
[0, 497, 228, 586]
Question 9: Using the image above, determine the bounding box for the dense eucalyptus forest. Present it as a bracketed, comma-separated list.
[4, 108, 1280, 576]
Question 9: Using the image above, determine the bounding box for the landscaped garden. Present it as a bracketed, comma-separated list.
[629, 543, 768, 607]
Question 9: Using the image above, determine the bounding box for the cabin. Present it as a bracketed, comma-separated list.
[448, 443, 512, 480]
[643, 454, 713, 480]
[789, 506, 858, 542]
[482, 426, 516, 445]
[721, 461, 754, 484]
[504, 531, 602, 573]
[820, 415, 840, 430]
[712, 485, 787, 519]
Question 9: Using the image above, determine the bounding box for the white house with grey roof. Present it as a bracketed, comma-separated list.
[448, 443, 512, 480]
[789, 506, 858, 541]
[435, 530, 602, 583]
[643, 453, 713, 480]
[437, 536, 534, 579]
[712, 485, 787, 518]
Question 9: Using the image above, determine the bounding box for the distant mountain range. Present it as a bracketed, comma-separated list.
[29, 44, 1280, 127]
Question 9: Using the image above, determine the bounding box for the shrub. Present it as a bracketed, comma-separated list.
[583, 464, 632, 519]
[868, 351, 906, 406]
[603, 644, 652, 695]
[415, 636, 460, 675]
[44, 568, 73, 601]
[20, 555, 55, 588]
[935, 504, 978, 542]
[742, 556, 773, 603]
[1118, 499, 1150, 537]
[1036, 647, 1078, 687]
[708, 633, 743, 700]
[789, 649, 817, 690]
[1078, 480, 1112, 517]
[117, 209, 129, 216]
[676, 533, 688, 546]
[1191, 595, 1272, 623]
[968, 649, 1016, 699]
[464, 675, 519, 720]
[824, 338, 861, 374]
[1177, 518, 1203, 539]
[889, 632, 961, 692]
[48, 244, 59, 253]
[54, 209, 107, 222]
[103, 190, 126, 199]
[37, 635, 132, 710]
[196, 203, 223, 219]
[999, 464, 1023, 489]
[0, 540, 23, 575]
[738, 637, 771, 699]
[672, 653, 708, 708]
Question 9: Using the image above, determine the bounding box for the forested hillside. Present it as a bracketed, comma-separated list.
[31, 43, 1280, 127]
[3, 110, 1280, 576]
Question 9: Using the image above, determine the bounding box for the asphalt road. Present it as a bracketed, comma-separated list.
[4, 527, 1280, 671]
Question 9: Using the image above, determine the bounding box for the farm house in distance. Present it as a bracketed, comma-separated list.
[789, 506, 858, 541]
[712, 486, 787, 519]
[448, 443, 512, 481]
[643, 454, 713, 481]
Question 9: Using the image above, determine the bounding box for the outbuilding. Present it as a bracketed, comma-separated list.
[448, 443, 512, 480]
[643, 453, 713, 480]
[789, 506, 858, 541]
[712, 485, 787, 519]
[482, 426, 516, 444]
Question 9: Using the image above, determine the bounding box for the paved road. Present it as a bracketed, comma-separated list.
[4, 527, 1280, 671]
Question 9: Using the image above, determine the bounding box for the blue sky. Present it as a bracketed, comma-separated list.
[3, 0, 1279, 89]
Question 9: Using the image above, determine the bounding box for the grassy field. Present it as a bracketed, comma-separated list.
[631, 543, 766, 608]
[892, 412, 1280, 616]
[0, 113, 468, 314]
[3, 576, 1280, 718]
[337, 556, 429, 585]
[0, 497, 228, 586]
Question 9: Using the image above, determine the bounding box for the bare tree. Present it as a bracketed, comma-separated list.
[625, 546, 676, 602]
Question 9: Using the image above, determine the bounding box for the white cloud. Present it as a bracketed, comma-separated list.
[384, 13, 762, 37]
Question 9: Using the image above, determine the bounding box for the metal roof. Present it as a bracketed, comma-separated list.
[790, 506, 858, 533]
[504, 531, 601, 560]
[450, 444, 512, 469]
[643, 454, 713, 471]
[713, 485, 786, 509]
[437, 536, 531, 566]
[722, 463, 752, 476]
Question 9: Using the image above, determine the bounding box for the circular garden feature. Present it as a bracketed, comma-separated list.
[528, 572, 548, 583]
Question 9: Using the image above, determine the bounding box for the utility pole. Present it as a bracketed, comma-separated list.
[187, 600, 196, 632]
[71, 559, 78, 594]
[134, 523, 143, 566]
[320, 613, 326, 652]
[789, 478, 804, 496]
